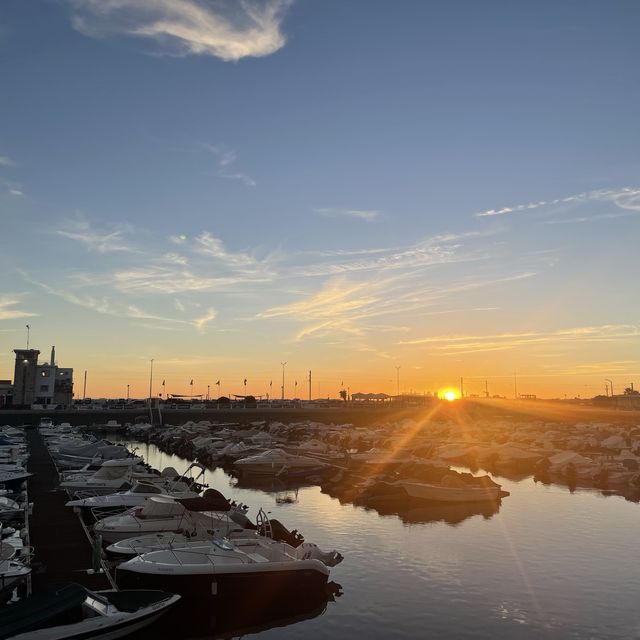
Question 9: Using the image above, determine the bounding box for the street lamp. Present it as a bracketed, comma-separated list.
[148, 359, 154, 405]
[395, 365, 401, 397]
[126, 384, 130, 401]
[605, 379, 613, 397]
[281, 362, 287, 400]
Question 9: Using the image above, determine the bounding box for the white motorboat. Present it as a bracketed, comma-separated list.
[0, 583, 180, 640]
[65, 480, 198, 514]
[59, 458, 158, 495]
[94, 491, 243, 544]
[234, 449, 329, 478]
[398, 475, 503, 503]
[65, 463, 207, 513]
[116, 536, 334, 606]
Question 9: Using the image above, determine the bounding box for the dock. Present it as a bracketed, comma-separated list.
[25, 428, 111, 593]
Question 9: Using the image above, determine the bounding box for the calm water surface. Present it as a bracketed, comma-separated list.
[125, 440, 640, 639]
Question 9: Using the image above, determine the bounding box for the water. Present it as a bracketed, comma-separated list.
[127, 441, 640, 639]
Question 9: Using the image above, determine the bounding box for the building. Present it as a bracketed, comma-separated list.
[12, 346, 73, 408]
[0, 380, 13, 408]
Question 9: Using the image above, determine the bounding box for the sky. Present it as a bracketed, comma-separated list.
[1, 0, 639, 400]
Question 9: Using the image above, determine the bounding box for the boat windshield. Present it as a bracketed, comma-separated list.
[131, 483, 162, 494]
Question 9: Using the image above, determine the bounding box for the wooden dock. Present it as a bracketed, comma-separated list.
[25, 428, 111, 593]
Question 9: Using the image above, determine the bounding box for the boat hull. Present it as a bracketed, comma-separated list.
[116, 565, 329, 607]
[400, 481, 501, 503]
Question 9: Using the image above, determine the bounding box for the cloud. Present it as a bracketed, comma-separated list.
[194, 307, 217, 330]
[0, 156, 15, 167]
[400, 324, 640, 355]
[475, 187, 640, 218]
[314, 208, 381, 222]
[9, 189, 24, 196]
[56, 219, 138, 253]
[201, 143, 256, 186]
[0, 297, 37, 320]
[69, 0, 293, 61]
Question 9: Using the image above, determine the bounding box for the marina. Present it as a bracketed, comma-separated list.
[2, 411, 640, 638]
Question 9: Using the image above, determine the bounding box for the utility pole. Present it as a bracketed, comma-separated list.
[25, 324, 30, 350]
[308, 370, 312, 401]
[395, 365, 401, 397]
[460, 377, 464, 398]
[281, 362, 287, 400]
[514, 372, 518, 399]
[126, 384, 130, 401]
[485, 380, 489, 398]
[83, 370, 87, 400]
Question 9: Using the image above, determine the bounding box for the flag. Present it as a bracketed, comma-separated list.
[162, 380, 165, 386]
[215, 380, 220, 386]
[341, 381, 343, 386]
[270, 380, 272, 387]
[26, 324, 30, 329]
[190, 379, 193, 385]
[295, 380, 298, 386]
[244, 378, 247, 386]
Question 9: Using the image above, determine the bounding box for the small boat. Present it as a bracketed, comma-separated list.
[235, 448, 329, 478]
[0, 583, 180, 640]
[94, 490, 244, 544]
[398, 475, 503, 503]
[116, 536, 334, 606]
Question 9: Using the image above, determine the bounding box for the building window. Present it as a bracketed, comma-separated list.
[41, 370, 50, 377]
[40, 385, 49, 392]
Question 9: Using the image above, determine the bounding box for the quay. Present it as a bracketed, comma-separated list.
[25, 427, 111, 593]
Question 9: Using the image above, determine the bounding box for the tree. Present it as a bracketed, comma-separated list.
[624, 387, 639, 396]
[339, 389, 347, 401]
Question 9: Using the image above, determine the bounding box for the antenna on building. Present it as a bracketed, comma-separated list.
[50, 346, 55, 367]
[26, 325, 30, 350]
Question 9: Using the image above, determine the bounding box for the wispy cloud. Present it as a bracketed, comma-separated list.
[0, 297, 37, 320]
[194, 307, 217, 330]
[55, 219, 138, 253]
[201, 143, 256, 186]
[69, 0, 293, 61]
[475, 187, 640, 218]
[400, 324, 640, 354]
[314, 207, 381, 222]
[0, 156, 15, 167]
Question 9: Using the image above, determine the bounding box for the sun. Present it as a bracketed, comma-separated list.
[441, 389, 459, 402]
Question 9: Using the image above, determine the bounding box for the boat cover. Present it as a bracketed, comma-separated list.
[178, 488, 231, 512]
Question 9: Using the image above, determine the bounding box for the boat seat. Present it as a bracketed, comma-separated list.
[245, 552, 269, 563]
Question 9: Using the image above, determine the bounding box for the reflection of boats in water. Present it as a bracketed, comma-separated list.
[138, 581, 342, 640]
[230, 474, 315, 493]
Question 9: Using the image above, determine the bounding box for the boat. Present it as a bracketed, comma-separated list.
[234, 448, 329, 478]
[0, 557, 30, 595]
[116, 536, 334, 606]
[93, 490, 244, 544]
[398, 474, 503, 503]
[0, 582, 180, 640]
[0, 469, 32, 489]
[59, 458, 156, 495]
[65, 463, 207, 514]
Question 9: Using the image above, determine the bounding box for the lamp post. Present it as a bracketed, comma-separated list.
[605, 379, 613, 397]
[395, 365, 401, 397]
[148, 359, 154, 406]
[281, 362, 287, 401]
[126, 384, 130, 401]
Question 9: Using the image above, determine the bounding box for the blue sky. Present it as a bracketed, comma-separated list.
[1, 0, 638, 398]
